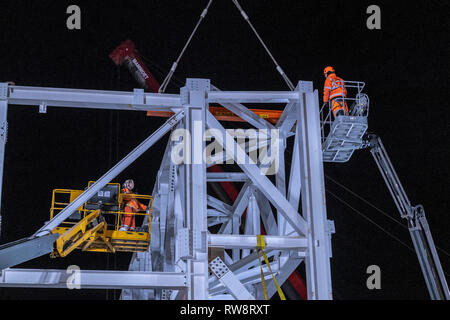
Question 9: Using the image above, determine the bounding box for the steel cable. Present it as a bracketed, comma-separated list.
[159, 0, 214, 93]
[325, 174, 450, 258]
[231, 0, 295, 90]
[326, 189, 450, 277]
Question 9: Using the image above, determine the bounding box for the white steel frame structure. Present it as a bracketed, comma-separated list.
[0, 78, 334, 300]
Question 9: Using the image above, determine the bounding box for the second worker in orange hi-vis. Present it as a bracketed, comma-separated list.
[323, 66, 348, 118]
[119, 179, 147, 232]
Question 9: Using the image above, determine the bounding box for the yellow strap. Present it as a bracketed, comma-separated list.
[261, 249, 286, 300]
[257, 235, 266, 250]
[256, 235, 286, 300]
[257, 249, 268, 300]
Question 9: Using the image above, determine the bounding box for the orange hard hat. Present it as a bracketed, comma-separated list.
[323, 66, 335, 75]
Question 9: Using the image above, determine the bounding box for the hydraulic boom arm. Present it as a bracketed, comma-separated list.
[366, 134, 449, 300]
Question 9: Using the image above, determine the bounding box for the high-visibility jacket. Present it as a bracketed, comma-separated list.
[331, 99, 348, 117]
[121, 188, 147, 212]
[323, 74, 347, 103]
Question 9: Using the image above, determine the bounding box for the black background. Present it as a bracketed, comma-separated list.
[0, 0, 448, 300]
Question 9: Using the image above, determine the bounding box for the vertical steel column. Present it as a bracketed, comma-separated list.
[276, 135, 288, 236]
[0, 83, 8, 238]
[278, 103, 299, 270]
[184, 79, 209, 299]
[242, 190, 259, 259]
[279, 112, 301, 237]
[231, 181, 251, 262]
[296, 81, 333, 300]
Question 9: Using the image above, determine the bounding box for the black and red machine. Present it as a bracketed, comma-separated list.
[109, 40, 160, 93]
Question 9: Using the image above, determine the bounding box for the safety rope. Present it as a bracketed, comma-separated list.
[326, 189, 450, 278]
[325, 174, 450, 258]
[256, 235, 286, 300]
[159, 0, 214, 93]
[231, 0, 295, 91]
[326, 175, 407, 229]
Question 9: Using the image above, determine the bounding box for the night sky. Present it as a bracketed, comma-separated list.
[0, 0, 448, 300]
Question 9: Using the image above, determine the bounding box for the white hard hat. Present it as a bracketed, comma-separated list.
[123, 179, 135, 190]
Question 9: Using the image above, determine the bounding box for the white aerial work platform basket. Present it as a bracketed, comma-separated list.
[320, 81, 370, 162]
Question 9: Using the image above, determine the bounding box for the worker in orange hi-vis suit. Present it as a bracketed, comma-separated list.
[323, 66, 349, 118]
[119, 179, 147, 231]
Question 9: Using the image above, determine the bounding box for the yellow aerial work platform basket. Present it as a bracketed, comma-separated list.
[49, 182, 153, 257]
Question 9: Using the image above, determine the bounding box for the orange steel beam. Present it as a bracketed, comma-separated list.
[147, 106, 282, 124]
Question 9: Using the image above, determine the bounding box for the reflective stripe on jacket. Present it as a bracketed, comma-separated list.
[331, 99, 348, 117]
[121, 188, 147, 212]
[323, 74, 347, 102]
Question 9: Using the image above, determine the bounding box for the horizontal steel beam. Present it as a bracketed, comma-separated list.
[206, 172, 249, 182]
[209, 234, 307, 250]
[5, 85, 299, 110]
[4, 84, 301, 111]
[0, 268, 187, 289]
[208, 91, 299, 103]
[6, 85, 181, 111]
